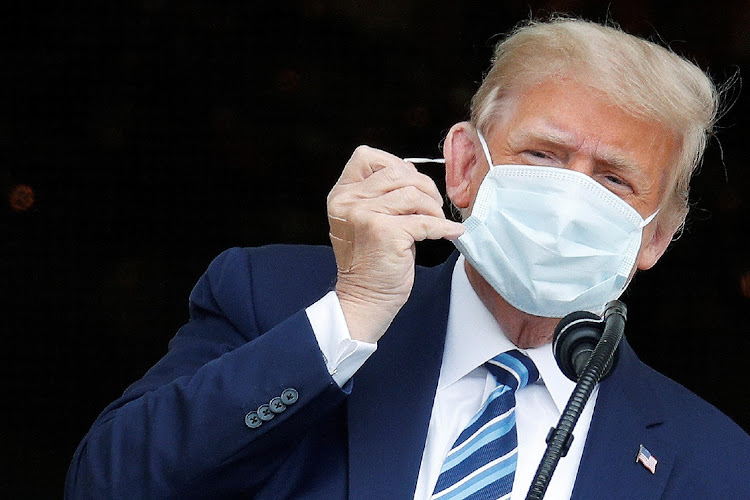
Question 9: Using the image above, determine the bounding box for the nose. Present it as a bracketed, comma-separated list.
[564, 155, 596, 177]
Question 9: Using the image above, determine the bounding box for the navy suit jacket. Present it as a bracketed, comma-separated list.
[66, 245, 750, 499]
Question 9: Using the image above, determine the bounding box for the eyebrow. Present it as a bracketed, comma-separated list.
[594, 149, 643, 179]
[510, 127, 579, 150]
[509, 126, 644, 178]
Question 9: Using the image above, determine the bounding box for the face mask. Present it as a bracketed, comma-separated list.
[452, 132, 658, 317]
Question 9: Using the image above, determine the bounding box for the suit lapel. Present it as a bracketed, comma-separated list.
[347, 253, 458, 500]
[346, 258, 678, 499]
[571, 339, 675, 499]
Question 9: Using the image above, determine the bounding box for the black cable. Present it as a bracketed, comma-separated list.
[525, 301, 627, 500]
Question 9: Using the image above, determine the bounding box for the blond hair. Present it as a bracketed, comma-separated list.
[471, 18, 720, 231]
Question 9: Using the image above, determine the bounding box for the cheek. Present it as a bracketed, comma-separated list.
[471, 165, 491, 193]
[634, 223, 667, 271]
[638, 226, 655, 253]
[464, 167, 491, 215]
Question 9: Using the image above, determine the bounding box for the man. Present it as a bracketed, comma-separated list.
[66, 18, 750, 499]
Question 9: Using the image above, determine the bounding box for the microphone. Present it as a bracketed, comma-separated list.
[553, 309, 620, 382]
[525, 300, 627, 500]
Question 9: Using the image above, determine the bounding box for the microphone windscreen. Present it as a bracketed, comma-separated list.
[553, 311, 604, 382]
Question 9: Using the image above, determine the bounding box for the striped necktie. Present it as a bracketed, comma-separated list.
[432, 349, 539, 500]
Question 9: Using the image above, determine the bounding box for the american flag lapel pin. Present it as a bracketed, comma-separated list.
[636, 444, 658, 474]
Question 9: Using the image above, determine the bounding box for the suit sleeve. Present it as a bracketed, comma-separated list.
[65, 247, 348, 498]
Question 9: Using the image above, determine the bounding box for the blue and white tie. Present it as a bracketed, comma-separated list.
[432, 350, 539, 500]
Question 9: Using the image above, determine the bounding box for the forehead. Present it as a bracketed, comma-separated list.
[497, 78, 680, 190]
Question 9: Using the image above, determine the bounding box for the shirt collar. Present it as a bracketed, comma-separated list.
[440, 256, 577, 414]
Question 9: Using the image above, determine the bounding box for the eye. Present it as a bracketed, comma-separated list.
[600, 174, 633, 194]
[521, 150, 556, 165]
[527, 150, 550, 159]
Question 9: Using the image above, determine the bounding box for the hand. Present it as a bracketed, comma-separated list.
[327, 146, 464, 343]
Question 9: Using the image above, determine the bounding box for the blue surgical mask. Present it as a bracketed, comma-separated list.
[452, 132, 657, 317]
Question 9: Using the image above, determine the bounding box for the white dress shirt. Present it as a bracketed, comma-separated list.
[306, 256, 599, 500]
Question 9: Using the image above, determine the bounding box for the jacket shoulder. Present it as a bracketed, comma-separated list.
[189, 244, 337, 336]
[637, 358, 748, 441]
[628, 352, 750, 489]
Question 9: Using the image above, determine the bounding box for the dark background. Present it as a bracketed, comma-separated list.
[3, 0, 749, 496]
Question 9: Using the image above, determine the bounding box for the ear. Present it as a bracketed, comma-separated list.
[444, 122, 485, 210]
[636, 220, 677, 270]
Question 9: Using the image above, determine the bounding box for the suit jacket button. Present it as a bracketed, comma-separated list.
[281, 388, 299, 405]
[257, 404, 275, 421]
[245, 412, 262, 429]
[270, 397, 287, 414]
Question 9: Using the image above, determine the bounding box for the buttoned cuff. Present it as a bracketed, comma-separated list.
[306, 291, 377, 387]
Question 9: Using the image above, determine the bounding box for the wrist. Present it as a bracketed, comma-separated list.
[335, 288, 401, 343]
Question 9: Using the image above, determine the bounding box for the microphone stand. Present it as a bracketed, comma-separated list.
[525, 300, 627, 500]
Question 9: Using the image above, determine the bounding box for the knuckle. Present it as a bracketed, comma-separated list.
[401, 185, 420, 205]
[359, 212, 387, 235]
[327, 189, 343, 211]
[326, 190, 352, 216]
[347, 207, 367, 226]
[412, 216, 432, 240]
[326, 188, 338, 205]
[383, 165, 403, 184]
[351, 145, 372, 160]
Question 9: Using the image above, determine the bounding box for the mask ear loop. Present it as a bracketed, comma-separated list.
[404, 129, 494, 166]
[403, 157, 445, 164]
[476, 131, 496, 168]
[641, 210, 659, 228]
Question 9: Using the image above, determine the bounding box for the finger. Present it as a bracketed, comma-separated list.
[337, 145, 412, 184]
[358, 164, 444, 206]
[356, 186, 447, 219]
[394, 214, 465, 242]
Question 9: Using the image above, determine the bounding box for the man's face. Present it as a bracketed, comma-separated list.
[469, 77, 680, 272]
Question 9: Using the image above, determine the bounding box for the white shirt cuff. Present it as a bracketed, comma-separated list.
[305, 291, 377, 387]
